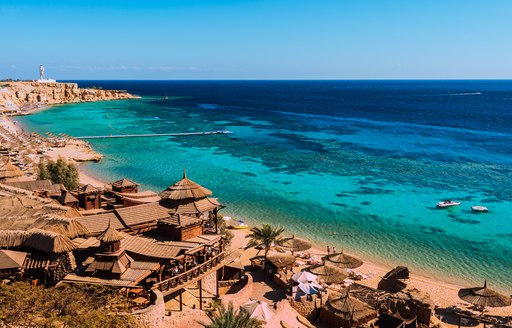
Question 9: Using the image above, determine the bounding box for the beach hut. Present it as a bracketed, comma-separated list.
[0, 249, 27, 279]
[0, 156, 24, 182]
[323, 251, 363, 269]
[77, 184, 101, 210]
[241, 300, 273, 323]
[159, 169, 222, 231]
[157, 214, 205, 241]
[306, 263, 347, 285]
[111, 178, 139, 193]
[57, 190, 79, 208]
[265, 253, 296, 276]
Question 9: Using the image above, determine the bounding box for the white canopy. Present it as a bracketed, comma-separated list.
[241, 300, 273, 323]
[292, 271, 318, 284]
[298, 282, 320, 295]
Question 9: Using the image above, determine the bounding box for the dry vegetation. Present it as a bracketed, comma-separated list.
[0, 282, 139, 327]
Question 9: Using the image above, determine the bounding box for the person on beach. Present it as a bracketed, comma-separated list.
[327, 246, 330, 254]
[333, 246, 336, 254]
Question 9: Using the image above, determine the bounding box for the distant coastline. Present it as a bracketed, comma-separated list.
[0, 81, 139, 116]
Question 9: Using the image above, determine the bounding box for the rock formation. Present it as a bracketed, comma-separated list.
[0, 81, 139, 114]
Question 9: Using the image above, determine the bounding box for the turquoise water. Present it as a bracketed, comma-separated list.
[17, 81, 512, 292]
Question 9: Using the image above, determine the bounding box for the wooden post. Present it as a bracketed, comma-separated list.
[216, 269, 219, 297]
[179, 288, 183, 311]
[458, 316, 461, 328]
[199, 279, 203, 310]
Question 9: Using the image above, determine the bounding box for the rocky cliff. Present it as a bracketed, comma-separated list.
[0, 81, 139, 114]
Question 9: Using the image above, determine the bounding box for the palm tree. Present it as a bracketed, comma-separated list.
[201, 302, 262, 328]
[246, 224, 286, 267]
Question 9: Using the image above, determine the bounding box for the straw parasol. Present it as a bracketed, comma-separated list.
[241, 300, 273, 323]
[280, 235, 312, 253]
[324, 251, 363, 269]
[326, 288, 378, 323]
[0, 156, 24, 181]
[458, 281, 511, 308]
[160, 168, 212, 200]
[266, 253, 296, 269]
[306, 263, 348, 284]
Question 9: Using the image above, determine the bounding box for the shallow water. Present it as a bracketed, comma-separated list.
[18, 80, 512, 291]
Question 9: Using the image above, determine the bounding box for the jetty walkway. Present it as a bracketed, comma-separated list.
[72, 130, 233, 140]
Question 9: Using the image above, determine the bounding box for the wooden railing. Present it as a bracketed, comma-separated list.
[152, 252, 225, 293]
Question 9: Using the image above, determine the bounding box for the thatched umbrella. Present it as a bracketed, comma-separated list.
[280, 235, 312, 253]
[266, 253, 296, 269]
[306, 263, 347, 284]
[324, 251, 363, 269]
[326, 288, 378, 325]
[458, 281, 511, 308]
[0, 156, 24, 181]
[160, 168, 212, 200]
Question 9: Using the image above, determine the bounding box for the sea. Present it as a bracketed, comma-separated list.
[17, 80, 512, 292]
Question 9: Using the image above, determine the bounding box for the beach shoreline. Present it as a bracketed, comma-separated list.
[6, 106, 512, 315]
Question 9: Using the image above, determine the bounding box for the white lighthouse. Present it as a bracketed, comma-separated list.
[37, 64, 55, 82]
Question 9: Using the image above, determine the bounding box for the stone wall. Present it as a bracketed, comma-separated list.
[220, 273, 253, 309]
[0, 81, 138, 114]
[128, 289, 165, 328]
[202, 270, 217, 296]
[165, 308, 210, 327]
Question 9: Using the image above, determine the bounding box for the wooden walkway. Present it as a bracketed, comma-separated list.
[74, 130, 233, 140]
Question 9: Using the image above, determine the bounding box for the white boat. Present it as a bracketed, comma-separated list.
[471, 206, 489, 212]
[436, 200, 461, 208]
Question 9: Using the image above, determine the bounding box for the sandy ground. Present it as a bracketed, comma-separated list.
[227, 225, 512, 322]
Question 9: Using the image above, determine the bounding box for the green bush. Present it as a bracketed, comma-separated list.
[38, 157, 80, 190]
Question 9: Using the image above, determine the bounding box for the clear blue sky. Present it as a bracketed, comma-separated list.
[1, 0, 511, 80]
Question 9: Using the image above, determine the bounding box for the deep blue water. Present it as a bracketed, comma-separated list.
[19, 80, 512, 291]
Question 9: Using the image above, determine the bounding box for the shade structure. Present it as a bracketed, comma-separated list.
[266, 252, 296, 269]
[306, 263, 348, 284]
[281, 235, 312, 253]
[241, 300, 273, 323]
[0, 157, 24, 181]
[159, 168, 212, 201]
[298, 282, 319, 295]
[326, 289, 378, 325]
[292, 271, 318, 284]
[324, 252, 363, 269]
[458, 281, 511, 308]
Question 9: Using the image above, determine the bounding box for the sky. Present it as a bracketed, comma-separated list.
[1, 0, 511, 80]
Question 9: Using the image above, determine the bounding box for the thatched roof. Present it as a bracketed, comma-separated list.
[323, 252, 363, 269]
[78, 184, 99, 194]
[458, 281, 511, 308]
[306, 263, 347, 284]
[0, 157, 24, 181]
[57, 191, 78, 205]
[159, 169, 212, 201]
[280, 235, 312, 252]
[0, 229, 76, 253]
[0, 213, 88, 239]
[112, 178, 139, 188]
[326, 289, 377, 323]
[0, 230, 29, 248]
[266, 253, 296, 268]
[24, 229, 77, 253]
[97, 220, 125, 243]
